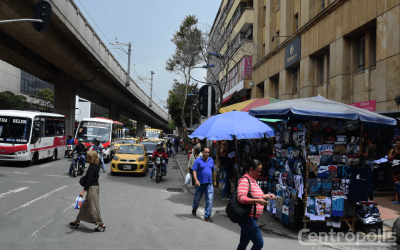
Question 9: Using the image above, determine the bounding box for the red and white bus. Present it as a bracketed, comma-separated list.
[75, 117, 121, 163]
[0, 110, 66, 165]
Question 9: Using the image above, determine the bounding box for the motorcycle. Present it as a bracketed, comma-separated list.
[72, 152, 86, 177]
[66, 144, 74, 158]
[154, 156, 166, 183]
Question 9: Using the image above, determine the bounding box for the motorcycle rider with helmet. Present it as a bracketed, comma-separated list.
[90, 138, 106, 173]
[149, 141, 168, 180]
[65, 134, 75, 158]
[69, 138, 87, 175]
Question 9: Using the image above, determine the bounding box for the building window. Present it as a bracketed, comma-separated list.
[20, 71, 54, 96]
[294, 69, 298, 93]
[358, 36, 365, 72]
[295, 15, 299, 32]
[320, 56, 325, 85]
[321, 0, 326, 11]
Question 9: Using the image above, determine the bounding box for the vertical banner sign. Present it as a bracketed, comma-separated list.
[285, 38, 301, 68]
[241, 56, 253, 80]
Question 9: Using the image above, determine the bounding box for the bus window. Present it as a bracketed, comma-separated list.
[45, 118, 55, 137]
[53, 118, 64, 136]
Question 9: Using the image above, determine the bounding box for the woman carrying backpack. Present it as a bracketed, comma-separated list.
[236, 159, 276, 250]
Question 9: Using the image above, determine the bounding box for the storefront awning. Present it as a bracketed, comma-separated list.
[222, 91, 236, 104]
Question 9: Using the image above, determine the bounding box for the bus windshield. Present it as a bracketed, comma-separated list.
[76, 121, 110, 143]
[146, 132, 160, 139]
[0, 116, 32, 144]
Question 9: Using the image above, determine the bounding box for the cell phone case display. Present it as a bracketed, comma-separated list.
[267, 119, 373, 231]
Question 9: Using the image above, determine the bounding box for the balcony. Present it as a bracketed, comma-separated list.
[236, 7, 254, 33]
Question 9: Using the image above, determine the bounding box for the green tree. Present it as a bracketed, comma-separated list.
[34, 87, 54, 112]
[167, 80, 200, 131]
[120, 116, 135, 130]
[166, 15, 202, 138]
[0, 91, 28, 110]
[103, 114, 109, 119]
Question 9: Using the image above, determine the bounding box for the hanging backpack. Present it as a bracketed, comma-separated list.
[226, 177, 256, 223]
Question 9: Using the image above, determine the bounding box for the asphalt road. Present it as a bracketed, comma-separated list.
[0, 157, 318, 250]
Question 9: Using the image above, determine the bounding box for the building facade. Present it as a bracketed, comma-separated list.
[251, 0, 400, 112]
[207, 0, 255, 105]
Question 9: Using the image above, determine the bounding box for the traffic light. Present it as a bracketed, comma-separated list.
[198, 85, 216, 117]
[33, 1, 52, 32]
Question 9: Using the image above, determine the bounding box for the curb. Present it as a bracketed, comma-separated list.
[174, 154, 195, 197]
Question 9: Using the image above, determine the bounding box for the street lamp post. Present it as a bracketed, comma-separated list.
[150, 71, 155, 107]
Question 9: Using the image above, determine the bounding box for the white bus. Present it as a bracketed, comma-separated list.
[75, 117, 119, 163]
[0, 110, 66, 165]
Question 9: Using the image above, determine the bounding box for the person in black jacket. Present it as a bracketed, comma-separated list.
[70, 151, 106, 232]
[68, 138, 88, 175]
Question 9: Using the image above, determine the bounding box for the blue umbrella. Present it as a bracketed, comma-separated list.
[189, 111, 274, 140]
[249, 96, 397, 129]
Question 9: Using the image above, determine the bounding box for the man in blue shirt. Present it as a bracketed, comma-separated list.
[192, 147, 216, 223]
[65, 134, 75, 158]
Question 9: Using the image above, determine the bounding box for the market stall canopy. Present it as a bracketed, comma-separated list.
[187, 123, 200, 131]
[249, 96, 397, 129]
[189, 111, 274, 140]
[219, 97, 281, 113]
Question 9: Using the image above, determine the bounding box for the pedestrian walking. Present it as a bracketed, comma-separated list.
[192, 147, 216, 222]
[174, 136, 180, 154]
[187, 146, 202, 187]
[236, 159, 276, 250]
[69, 151, 106, 232]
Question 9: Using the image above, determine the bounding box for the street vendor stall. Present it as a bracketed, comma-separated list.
[249, 96, 397, 232]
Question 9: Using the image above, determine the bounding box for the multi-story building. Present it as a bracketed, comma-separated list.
[251, 0, 400, 112]
[207, 0, 255, 105]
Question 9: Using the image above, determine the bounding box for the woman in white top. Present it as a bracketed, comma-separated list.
[187, 146, 202, 187]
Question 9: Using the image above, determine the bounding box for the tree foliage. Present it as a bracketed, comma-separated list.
[120, 116, 135, 130]
[166, 15, 203, 137]
[166, 80, 200, 131]
[34, 87, 54, 112]
[0, 91, 28, 110]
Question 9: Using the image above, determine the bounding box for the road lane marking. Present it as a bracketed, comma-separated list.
[39, 164, 51, 168]
[63, 204, 74, 213]
[0, 187, 28, 199]
[42, 174, 69, 178]
[1, 180, 39, 184]
[30, 218, 53, 237]
[0, 171, 29, 175]
[3, 185, 67, 216]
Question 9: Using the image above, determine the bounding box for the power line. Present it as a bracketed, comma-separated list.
[76, 0, 165, 107]
[98, 0, 117, 40]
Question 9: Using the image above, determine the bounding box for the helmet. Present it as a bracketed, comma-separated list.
[94, 138, 100, 143]
[156, 141, 163, 148]
[68, 134, 72, 137]
[78, 138, 84, 142]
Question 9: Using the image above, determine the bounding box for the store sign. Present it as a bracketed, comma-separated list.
[241, 56, 252, 80]
[284, 37, 301, 68]
[348, 100, 376, 111]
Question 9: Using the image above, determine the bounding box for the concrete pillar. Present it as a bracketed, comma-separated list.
[54, 83, 76, 137]
[109, 103, 121, 122]
[137, 120, 146, 138]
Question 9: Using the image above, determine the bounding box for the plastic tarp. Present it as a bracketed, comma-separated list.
[249, 96, 397, 129]
[189, 111, 274, 140]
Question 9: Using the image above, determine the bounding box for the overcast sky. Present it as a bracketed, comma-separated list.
[74, 0, 221, 111]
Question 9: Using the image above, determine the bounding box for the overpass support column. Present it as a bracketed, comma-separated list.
[109, 103, 121, 122]
[54, 83, 76, 137]
[137, 120, 146, 138]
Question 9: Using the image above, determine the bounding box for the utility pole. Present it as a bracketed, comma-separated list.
[190, 105, 193, 127]
[150, 71, 154, 107]
[109, 40, 131, 87]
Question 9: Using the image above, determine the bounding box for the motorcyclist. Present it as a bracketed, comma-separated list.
[90, 138, 106, 173]
[166, 138, 175, 156]
[149, 141, 168, 180]
[69, 138, 87, 175]
[65, 134, 75, 158]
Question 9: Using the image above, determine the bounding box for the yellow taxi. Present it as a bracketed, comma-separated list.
[113, 138, 137, 150]
[111, 144, 149, 175]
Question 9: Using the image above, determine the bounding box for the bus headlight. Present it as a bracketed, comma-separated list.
[13, 151, 28, 155]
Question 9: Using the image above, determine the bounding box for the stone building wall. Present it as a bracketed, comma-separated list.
[252, 0, 400, 112]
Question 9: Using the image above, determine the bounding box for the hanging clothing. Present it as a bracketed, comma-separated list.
[347, 167, 374, 202]
[332, 196, 344, 217]
[294, 175, 304, 200]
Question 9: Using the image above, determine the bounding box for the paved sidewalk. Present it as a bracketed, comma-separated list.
[173, 151, 304, 240]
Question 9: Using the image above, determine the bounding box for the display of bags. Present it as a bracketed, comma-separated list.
[309, 155, 321, 168]
[332, 154, 348, 165]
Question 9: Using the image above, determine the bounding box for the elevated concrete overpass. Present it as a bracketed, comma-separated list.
[0, 0, 168, 136]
